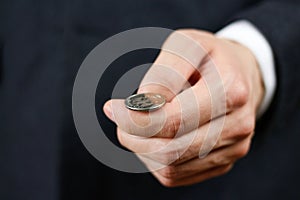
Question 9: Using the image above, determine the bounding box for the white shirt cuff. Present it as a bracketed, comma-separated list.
[216, 20, 276, 118]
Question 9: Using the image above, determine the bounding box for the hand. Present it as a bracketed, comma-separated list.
[103, 29, 264, 187]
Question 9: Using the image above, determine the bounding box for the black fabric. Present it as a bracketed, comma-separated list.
[0, 0, 299, 199]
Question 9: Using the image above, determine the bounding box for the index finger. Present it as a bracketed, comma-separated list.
[138, 30, 211, 102]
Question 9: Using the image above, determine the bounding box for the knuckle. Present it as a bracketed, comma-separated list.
[176, 28, 214, 38]
[159, 165, 178, 179]
[210, 155, 231, 166]
[219, 164, 233, 176]
[174, 28, 198, 36]
[159, 177, 177, 188]
[226, 78, 249, 109]
[234, 141, 251, 158]
[237, 114, 255, 137]
[170, 29, 214, 43]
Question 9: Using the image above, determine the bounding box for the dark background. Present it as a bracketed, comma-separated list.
[0, 0, 299, 200]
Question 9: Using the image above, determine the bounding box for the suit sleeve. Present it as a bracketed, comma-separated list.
[231, 0, 300, 127]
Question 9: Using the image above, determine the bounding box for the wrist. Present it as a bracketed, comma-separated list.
[216, 20, 276, 118]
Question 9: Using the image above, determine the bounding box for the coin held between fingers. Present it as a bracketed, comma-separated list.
[125, 93, 166, 111]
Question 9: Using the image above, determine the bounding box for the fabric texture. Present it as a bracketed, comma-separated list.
[0, 0, 299, 200]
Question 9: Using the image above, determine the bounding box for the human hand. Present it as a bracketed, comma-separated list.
[103, 29, 264, 187]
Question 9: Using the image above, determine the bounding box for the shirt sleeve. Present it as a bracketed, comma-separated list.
[215, 20, 276, 118]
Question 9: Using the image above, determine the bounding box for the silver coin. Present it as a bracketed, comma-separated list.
[125, 93, 166, 111]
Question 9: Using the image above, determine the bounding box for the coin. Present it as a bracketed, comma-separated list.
[125, 93, 166, 111]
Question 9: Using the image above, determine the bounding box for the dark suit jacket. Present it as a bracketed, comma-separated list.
[0, 0, 299, 199]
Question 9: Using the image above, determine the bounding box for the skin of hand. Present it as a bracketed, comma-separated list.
[103, 29, 264, 187]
